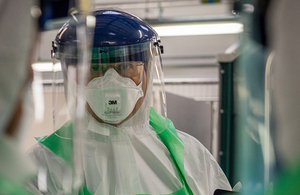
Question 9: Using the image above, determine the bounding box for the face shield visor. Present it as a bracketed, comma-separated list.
[57, 41, 166, 126]
[51, 36, 169, 194]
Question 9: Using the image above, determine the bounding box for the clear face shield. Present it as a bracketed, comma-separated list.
[52, 38, 167, 193]
[58, 41, 166, 126]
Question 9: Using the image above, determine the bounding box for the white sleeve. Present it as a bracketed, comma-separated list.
[177, 130, 232, 195]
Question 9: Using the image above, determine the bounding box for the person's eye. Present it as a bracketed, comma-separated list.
[118, 63, 130, 70]
[91, 65, 99, 71]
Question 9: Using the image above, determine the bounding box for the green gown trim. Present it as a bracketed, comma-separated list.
[35, 120, 74, 166]
[36, 108, 193, 195]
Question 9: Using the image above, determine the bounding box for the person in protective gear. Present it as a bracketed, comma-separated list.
[0, 0, 37, 194]
[27, 9, 232, 194]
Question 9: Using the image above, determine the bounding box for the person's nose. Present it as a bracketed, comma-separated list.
[103, 64, 118, 76]
[107, 67, 114, 70]
[106, 64, 116, 70]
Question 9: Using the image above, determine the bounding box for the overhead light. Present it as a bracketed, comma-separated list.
[32, 62, 61, 72]
[153, 22, 243, 36]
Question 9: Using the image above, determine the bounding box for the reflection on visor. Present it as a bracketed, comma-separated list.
[60, 42, 153, 82]
[89, 44, 148, 79]
[90, 62, 145, 78]
[59, 42, 151, 64]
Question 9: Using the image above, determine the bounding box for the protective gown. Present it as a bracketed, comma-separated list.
[27, 78, 232, 195]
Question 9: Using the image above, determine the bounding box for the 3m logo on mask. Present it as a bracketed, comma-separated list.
[108, 100, 117, 105]
[105, 96, 120, 112]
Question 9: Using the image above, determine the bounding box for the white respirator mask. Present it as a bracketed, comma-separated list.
[84, 69, 144, 124]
